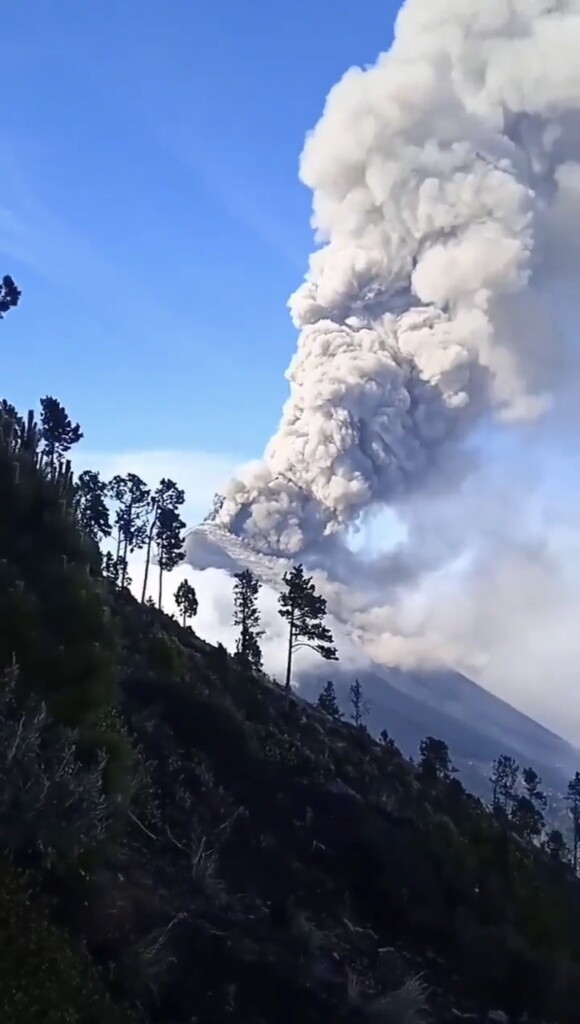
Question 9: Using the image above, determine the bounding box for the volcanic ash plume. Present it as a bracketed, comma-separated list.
[216, 0, 580, 557]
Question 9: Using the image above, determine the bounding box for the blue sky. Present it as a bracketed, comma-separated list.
[1, 0, 399, 462]
[6, 2, 580, 739]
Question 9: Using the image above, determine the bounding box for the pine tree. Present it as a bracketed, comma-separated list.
[141, 479, 185, 603]
[278, 564, 337, 691]
[102, 551, 120, 586]
[316, 680, 342, 719]
[567, 772, 580, 873]
[510, 766, 546, 843]
[155, 505, 185, 610]
[175, 578, 198, 628]
[349, 678, 369, 728]
[419, 736, 456, 784]
[522, 766, 547, 810]
[510, 794, 545, 843]
[39, 396, 83, 472]
[545, 829, 568, 864]
[108, 473, 150, 588]
[233, 570, 264, 672]
[0, 400, 116, 726]
[0, 274, 20, 318]
[73, 470, 111, 544]
[490, 754, 519, 813]
[379, 729, 398, 755]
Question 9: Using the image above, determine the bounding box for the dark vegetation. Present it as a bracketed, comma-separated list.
[3, 286, 580, 1022]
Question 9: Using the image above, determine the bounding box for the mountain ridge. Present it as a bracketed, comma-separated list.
[187, 523, 579, 798]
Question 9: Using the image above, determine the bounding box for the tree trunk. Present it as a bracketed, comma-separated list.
[121, 535, 129, 588]
[120, 497, 134, 589]
[158, 559, 163, 611]
[141, 512, 157, 603]
[182, 609, 186, 628]
[574, 816, 579, 873]
[284, 609, 295, 691]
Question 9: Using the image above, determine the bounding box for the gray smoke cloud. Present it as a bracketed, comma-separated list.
[215, 0, 580, 557]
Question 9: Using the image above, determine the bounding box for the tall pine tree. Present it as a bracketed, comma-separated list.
[174, 578, 198, 627]
[349, 678, 369, 728]
[73, 470, 111, 545]
[419, 736, 456, 784]
[155, 505, 185, 610]
[278, 564, 337, 691]
[316, 680, 342, 719]
[141, 479, 185, 603]
[233, 570, 264, 672]
[39, 396, 83, 472]
[108, 473, 150, 588]
[490, 754, 519, 814]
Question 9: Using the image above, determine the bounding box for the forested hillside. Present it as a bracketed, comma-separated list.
[3, 285, 580, 1023]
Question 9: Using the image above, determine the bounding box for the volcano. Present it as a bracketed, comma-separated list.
[186, 523, 579, 808]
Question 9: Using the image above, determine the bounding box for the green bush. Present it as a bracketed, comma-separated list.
[79, 703, 137, 806]
[0, 437, 117, 727]
[145, 630, 186, 677]
[0, 668, 111, 871]
[0, 860, 135, 1024]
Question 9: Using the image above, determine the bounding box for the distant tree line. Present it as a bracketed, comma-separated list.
[313, 673, 580, 874]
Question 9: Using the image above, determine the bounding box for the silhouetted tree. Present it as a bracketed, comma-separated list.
[522, 766, 547, 810]
[102, 551, 120, 586]
[141, 479, 185, 603]
[233, 570, 264, 672]
[490, 754, 519, 813]
[419, 736, 456, 784]
[1, 404, 38, 456]
[545, 829, 568, 864]
[316, 680, 342, 719]
[349, 678, 369, 728]
[175, 578, 198, 628]
[73, 470, 111, 544]
[511, 794, 544, 843]
[0, 399, 21, 429]
[567, 771, 580, 873]
[108, 473, 150, 588]
[155, 505, 185, 610]
[0, 275, 20, 318]
[278, 564, 337, 691]
[379, 728, 398, 755]
[0, 405, 116, 726]
[39, 396, 83, 472]
[509, 766, 546, 843]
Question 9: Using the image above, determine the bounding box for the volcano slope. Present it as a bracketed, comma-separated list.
[83, 589, 580, 1022]
[3, 488, 580, 1021]
[188, 523, 579, 807]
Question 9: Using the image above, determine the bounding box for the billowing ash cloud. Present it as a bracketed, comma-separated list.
[216, 0, 580, 556]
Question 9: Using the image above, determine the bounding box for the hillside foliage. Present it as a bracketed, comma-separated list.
[3, 288, 580, 1023]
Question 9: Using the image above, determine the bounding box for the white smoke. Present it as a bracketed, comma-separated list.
[216, 0, 580, 558]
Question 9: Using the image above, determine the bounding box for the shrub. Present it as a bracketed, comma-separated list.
[366, 974, 429, 1023]
[145, 630, 186, 677]
[0, 427, 117, 726]
[0, 666, 111, 870]
[0, 859, 134, 1023]
[347, 971, 429, 1024]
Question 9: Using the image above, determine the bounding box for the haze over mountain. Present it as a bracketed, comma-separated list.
[187, 522, 580, 804]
